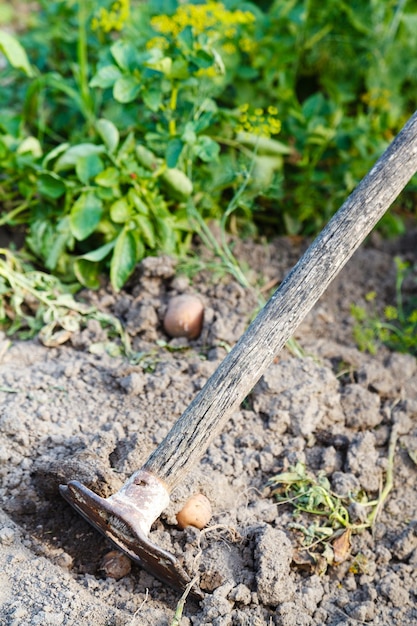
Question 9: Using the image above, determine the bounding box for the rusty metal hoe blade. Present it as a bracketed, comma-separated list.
[60, 472, 197, 595]
[60, 111, 417, 595]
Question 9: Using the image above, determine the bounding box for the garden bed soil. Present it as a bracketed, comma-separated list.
[1, 230, 417, 626]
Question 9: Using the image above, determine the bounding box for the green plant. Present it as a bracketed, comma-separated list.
[1, 0, 417, 302]
[229, 0, 417, 236]
[2, 0, 283, 290]
[351, 257, 417, 356]
[267, 423, 398, 568]
[0, 247, 131, 355]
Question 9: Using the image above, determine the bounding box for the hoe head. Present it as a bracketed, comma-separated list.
[60, 480, 202, 598]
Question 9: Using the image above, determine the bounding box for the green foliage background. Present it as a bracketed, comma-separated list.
[1, 0, 417, 292]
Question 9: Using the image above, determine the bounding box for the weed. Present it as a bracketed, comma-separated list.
[0, 247, 131, 355]
[267, 423, 399, 568]
[351, 257, 417, 356]
[169, 576, 199, 626]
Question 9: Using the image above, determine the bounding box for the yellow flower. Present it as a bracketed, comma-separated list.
[196, 66, 219, 78]
[384, 306, 398, 321]
[146, 36, 170, 51]
[222, 41, 237, 55]
[240, 37, 256, 53]
[92, 0, 130, 33]
[151, 1, 255, 40]
[236, 103, 281, 138]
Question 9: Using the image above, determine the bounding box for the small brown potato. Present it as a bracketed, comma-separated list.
[100, 550, 131, 580]
[176, 493, 212, 530]
[163, 294, 204, 339]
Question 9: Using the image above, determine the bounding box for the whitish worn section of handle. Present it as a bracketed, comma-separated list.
[144, 111, 417, 491]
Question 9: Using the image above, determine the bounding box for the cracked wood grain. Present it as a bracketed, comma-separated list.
[144, 111, 417, 490]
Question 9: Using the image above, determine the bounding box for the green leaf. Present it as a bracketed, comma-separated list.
[38, 173, 66, 199]
[55, 144, 105, 171]
[76, 153, 104, 184]
[146, 55, 172, 75]
[42, 143, 70, 168]
[236, 132, 292, 156]
[70, 192, 103, 241]
[0, 30, 34, 76]
[17, 136, 42, 157]
[161, 168, 193, 201]
[110, 198, 131, 223]
[143, 89, 163, 112]
[95, 167, 120, 187]
[45, 217, 73, 271]
[166, 138, 184, 168]
[78, 240, 115, 262]
[193, 136, 220, 163]
[74, 259, 101, 289]
[110, 228, 137, 291]
[110, 41, 138, 71]
[90, 64, 122, 89]
[118, 132, 136, 159]
[113, 76, 141, 103]
[128, 189, 150, 215]
[156, 217, 177, 253]
[134, 215, 156, 248]
[96, 119, 119, 153]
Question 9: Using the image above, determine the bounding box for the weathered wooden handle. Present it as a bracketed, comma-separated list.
[144, 111, 417, 491]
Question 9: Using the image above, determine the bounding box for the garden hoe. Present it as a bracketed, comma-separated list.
[60, 111, 417, 596]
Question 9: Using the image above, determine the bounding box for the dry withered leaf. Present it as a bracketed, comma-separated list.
[333, 528, 352, 564]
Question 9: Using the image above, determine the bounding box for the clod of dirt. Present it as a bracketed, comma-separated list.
[252, 358, 344, 436]
[31, 451, 123, 498]
[345, 431, 382, 491]
[340, 383, 382, 429]
[253, 525, 295, 606]
[391, 521, 417, 561]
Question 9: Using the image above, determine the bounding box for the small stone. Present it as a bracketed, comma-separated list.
[387, 352, 416, 382]
[228, 583, 252, 605]
[118, 372, 145, 395]
[140, 255, 176, 278]
[348, 601, 375, 621]
[275, 602, 311, 626]
[51, 551, 74, 570]
[0, 526, 16, 545]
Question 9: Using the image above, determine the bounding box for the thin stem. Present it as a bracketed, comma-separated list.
[169, 85, 178, 136]
[77, 0, 94, 127]
[0, 198, 33, 226]
[368, 423, 399, 526]
[210, 135, 256, 159]
[386, 0, 407, 45]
